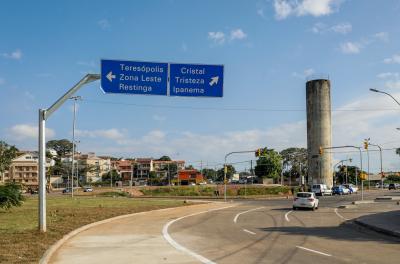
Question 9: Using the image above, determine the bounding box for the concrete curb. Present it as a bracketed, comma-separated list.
[352, 200, 375, 205]
[39, 203, 217, 264]
[354, 219, 400, 239]
[338, 204, 356, 209]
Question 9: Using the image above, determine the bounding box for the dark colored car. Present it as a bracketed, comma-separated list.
[388, 183, 396, 190]
[62, 188, 72, 193]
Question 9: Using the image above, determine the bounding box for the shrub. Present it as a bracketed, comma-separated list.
[98, 191, 129, 197]
[0, 183, 25, 210]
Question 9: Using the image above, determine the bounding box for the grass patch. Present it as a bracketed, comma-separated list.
[0, 195, 188, 263]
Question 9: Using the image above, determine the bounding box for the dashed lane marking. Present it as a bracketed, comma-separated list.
[296, 246, 332, 257]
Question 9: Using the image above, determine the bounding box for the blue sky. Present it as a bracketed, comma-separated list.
[1, 0, 400, 172]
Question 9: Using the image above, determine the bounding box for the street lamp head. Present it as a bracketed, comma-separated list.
[369, 88, 380, 93]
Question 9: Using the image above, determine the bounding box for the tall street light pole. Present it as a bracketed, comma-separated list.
[369, 142, 384, 190]
[70, 96, 81, 198]
[370, 88, 400, 106]
[38, 74, 100, 232]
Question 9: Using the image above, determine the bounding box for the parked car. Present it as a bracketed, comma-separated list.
[293, 192, 319, 210]
[343, 184, 358, 194]
[83, 187, 93, 192]
[332, 185, 349, 195]
[62, 188, 72, 194]
[311, 184, 332, 196]
[388, 183, 397, 190]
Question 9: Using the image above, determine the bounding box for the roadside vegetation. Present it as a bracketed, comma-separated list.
[0, 196, 188, 264]
[141, 185, 298, 197]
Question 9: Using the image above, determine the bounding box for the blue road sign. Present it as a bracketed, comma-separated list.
[101, 59, 168, 95]
[169, 63, 223, 97]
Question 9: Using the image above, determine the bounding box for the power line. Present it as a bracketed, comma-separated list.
[83, 99, 400, 113]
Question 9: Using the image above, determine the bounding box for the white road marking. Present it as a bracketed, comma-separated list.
[334, 208, 349, 221]
[243, 229, 256, 235]
[233, 207, 264, 223]
[285, 210, 293, 222]
[296, 246, 332, 257]
[162, 205, 234, 264]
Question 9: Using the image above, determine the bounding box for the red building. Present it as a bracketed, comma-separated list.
[177, 169, 204, 185]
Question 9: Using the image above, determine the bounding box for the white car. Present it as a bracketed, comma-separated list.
[340, 185, 350, 195]
[293, 192, 319, 210]
[343, 184, 358, 194]
[311, 184, 332, 196]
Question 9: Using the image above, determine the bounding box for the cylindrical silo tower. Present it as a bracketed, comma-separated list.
[306, 79, 332, 188]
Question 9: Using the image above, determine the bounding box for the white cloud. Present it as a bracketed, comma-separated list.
[331, 22, 352, 34]
[274, 0, 293, 19]
[274, 0, 341, 20]
[340, 42, 361, 54]
[98, 19, 111, 30]
[76, 128, 125, 140]
[374, 32, 389, 42]
[9, 124, 55, 140]
[293, 68, 315, 79]
[208, 31, 225, 45]
[2, 49, 22, 60]
[384, 54, 400, 64]
[377, 72, 399, 79]
[311, 22, 327, 33]
[230, 29, 247, 41]
[311, 22, 351, 34]
[385, 80, 400, 89]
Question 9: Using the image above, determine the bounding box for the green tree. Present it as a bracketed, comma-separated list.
[0, 183, 25, 210]
[185, 165, 195, 170]
[334, 165, 365, 185]
[0, 141, 19, 180]
[254, 148, 282, 179]
[46, 139, 74, 157]
[216, 165, 236, 181]
[158, 156, 171, 161]
[280, 147, 307, 182]
[101, 169, 121, 183]
[201, 168, 217, 180]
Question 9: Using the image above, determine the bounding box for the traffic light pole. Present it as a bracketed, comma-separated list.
[224, 150, 259, 202]
[38, 74, 100, 232]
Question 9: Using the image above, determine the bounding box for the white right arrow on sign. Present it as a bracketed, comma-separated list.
[209, 76, 219, 86]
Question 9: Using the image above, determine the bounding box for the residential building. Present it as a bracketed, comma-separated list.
[152, 160, 185, 178]
[62, 152, 111, 183]
[3, 152, 51, 188]
[111, 159, 134, 181]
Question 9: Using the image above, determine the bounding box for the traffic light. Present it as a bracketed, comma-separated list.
[364, 140, 368, 150]
[255, 148, 262, 157]
[319, 146, 323, 155]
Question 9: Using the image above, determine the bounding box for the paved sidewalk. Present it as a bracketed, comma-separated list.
[46, 202, 233, 264]
[338, 200, 400, 238]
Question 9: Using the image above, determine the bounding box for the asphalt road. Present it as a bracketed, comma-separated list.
[167, 190, 400, 264]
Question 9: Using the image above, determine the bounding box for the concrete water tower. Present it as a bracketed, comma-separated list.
[306, 79, 333, 187]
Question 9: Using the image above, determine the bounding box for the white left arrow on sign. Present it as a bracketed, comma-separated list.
[106, 71, 116, 82]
